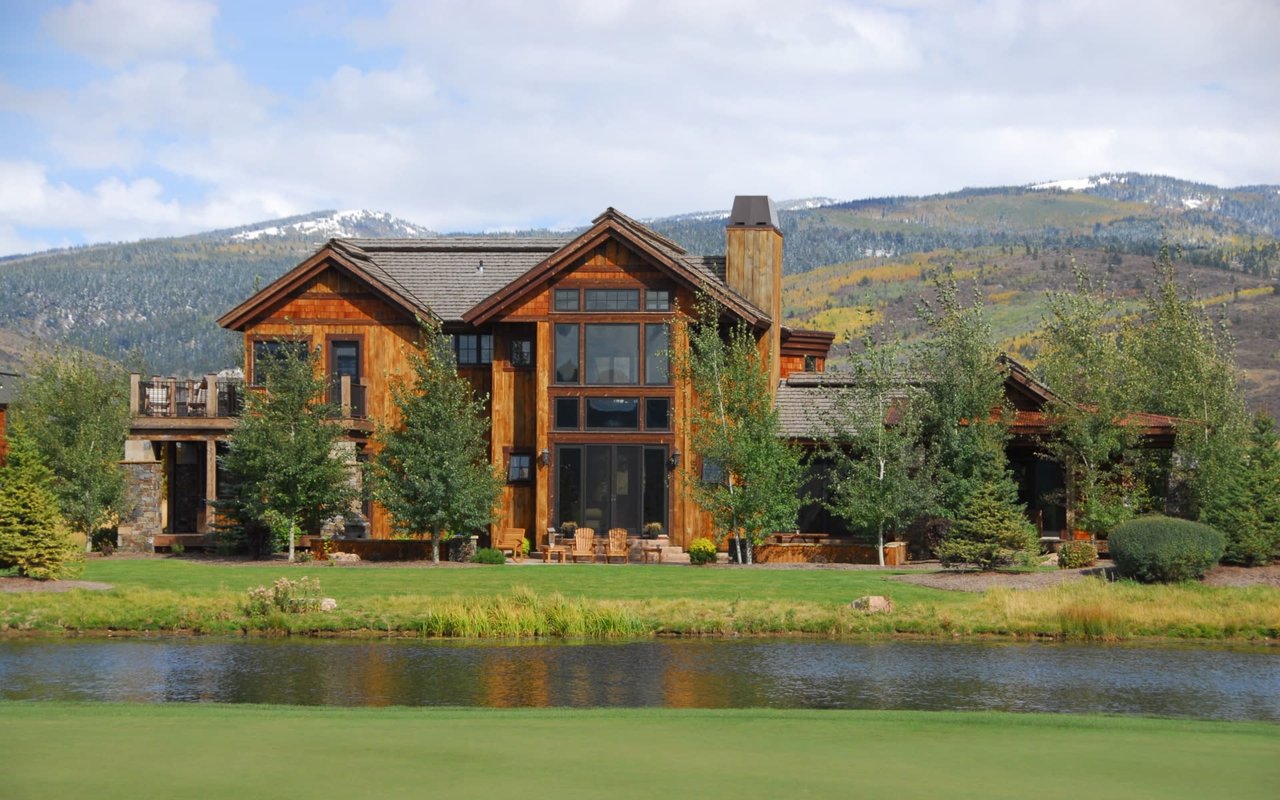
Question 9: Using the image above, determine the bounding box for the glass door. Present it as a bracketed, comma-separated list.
[557, 444, 665, 535]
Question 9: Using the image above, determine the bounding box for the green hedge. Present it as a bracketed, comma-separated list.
[1108, 516, 1224, 583]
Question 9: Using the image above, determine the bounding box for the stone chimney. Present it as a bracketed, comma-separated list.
[725, 195, 783, 391]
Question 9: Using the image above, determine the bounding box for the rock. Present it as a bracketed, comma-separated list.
[320, 598, 338, 612]
[328, 551, 361, 562]
[851, 595, 893, 613]
[1041, 553, 1059, 566]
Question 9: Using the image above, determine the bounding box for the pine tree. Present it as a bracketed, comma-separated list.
[0, 426, 81, 580]
[369, 321, 504, 564]
[1203, 414, 1280, 565]
[936, 481, 1040, 571]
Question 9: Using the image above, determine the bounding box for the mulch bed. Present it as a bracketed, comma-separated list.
[0, 577, 114, 593]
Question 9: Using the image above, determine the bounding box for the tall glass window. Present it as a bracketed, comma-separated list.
[584, 324, 638, 384]
[645, 324, 669, 384]
[555, 324, 579, 383]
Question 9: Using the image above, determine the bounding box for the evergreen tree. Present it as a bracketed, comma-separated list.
[369, 321, 503, 564]
[0, 426, 81, 580]
[11, 348, 129, 550]
[824, 332, 937, 565]
[936, 481, 1040, 570]
[219, 340, 354, 561]
[1201, 413, 1280, 565]
[673, 295, 803, 564]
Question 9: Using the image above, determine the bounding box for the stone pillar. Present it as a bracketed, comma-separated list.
[118, 439, 163, 552]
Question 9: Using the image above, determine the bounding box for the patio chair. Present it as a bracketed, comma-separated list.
[495, 528, 526, 562]
[145, 383, 170, 416]
[603, 528, 629, 564]
[570, 528, 596, 563]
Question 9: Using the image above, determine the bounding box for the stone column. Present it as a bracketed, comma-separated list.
[118, 439, 163, 552]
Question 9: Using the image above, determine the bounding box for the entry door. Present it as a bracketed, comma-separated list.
[557, 444, 666, 535]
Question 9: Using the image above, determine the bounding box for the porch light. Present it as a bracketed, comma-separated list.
[668, 450, 681, 470]
[538, 448, 551, 467]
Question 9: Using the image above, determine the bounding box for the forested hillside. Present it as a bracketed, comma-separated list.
[0, 175, 1275, 412]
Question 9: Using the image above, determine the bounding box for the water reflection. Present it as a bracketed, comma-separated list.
[0, 638, 1277, 721]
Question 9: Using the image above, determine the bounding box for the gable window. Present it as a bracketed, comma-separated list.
[507, 453, 532, 482]
[555, 324, 579, 383]
[584, 289, 639, 311]
[511, 339, 533, 368]
[454, 334, 492, 366]
[554, 289, 580, 312]
[251, 339, 309, 386]
[584, 324, 638, 384]
[646, 289, 672, 311]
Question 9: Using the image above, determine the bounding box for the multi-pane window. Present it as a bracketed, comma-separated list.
[584, 289, 640, 311]
[804, 355, 818, 372]
[554, 289, 579, 311]
[507, 453, 532, 482]
[555, 324, 579, 383]
[511, 339, 533, 367]
[645, 324, 669, 384]
[646, 290, 672, 311]
[454, 334, 492, 366]
[251, 339, 309, 385]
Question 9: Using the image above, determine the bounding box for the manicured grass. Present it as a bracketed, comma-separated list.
[1, 702, 1275, 800]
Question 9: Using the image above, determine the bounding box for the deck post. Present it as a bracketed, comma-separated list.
[202, 440, 218, 535]
[129, 373, 141, 416]
[340, 374, 352, 418]
[205, 374, 217, 417]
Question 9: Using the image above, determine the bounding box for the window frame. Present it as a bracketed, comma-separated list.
[249, 337, 311, 386]
[507, 453, 533, 483]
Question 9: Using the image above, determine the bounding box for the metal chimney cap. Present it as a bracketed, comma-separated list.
[728, 196, 779, 228]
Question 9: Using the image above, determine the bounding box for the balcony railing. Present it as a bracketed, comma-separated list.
[131, 374, 366, 420]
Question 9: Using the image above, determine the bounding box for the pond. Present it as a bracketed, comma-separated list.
[2, 638, 1277, 721]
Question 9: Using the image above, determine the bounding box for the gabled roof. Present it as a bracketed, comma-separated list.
[462, 207, 769, 327]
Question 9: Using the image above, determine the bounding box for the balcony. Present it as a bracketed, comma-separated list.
[129, 373, 367, 423]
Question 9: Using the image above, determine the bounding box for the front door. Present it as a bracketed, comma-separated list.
[556, 444, 666, 535]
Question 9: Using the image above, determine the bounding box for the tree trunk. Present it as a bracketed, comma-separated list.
[431, 531, 441, 565]
[877, 520, 885, 567]
[287, 520, 296, 562]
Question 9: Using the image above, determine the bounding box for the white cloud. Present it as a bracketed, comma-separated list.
[44, 0, 219, 67]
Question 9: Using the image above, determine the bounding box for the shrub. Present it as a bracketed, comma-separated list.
[471, 547, 506, 565]
[936, 482, 1039, 571]
[243, 576, 321, 616]
[170, 540, 185, 557]
[0, 455, 82, 581]
[688, 537, 717, 565]
[1109, 516, 1225, 583]
[1058, 541, 1098, 569]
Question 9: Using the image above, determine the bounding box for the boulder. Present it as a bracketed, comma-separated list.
[320, 598, 338, 612]
[850, 595, 894, 613]
[328, 551, 361, 563]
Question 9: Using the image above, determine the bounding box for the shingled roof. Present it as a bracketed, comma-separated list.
[328, 237, 570, 322]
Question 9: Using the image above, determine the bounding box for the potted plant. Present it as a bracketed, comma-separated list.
[559, 521, 578, 539]
[643, 522, 663, 540]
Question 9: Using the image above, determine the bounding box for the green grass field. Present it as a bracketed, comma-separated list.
[1, 703, 1275, 799]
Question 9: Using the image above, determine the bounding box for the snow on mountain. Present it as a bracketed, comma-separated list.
[1029, 174, 1126, 192]
[228, 210, 434, 242]
[648, 196, 841, 224]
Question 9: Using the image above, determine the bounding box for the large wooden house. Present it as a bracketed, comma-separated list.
[117, 194, 1176, 556]
[118, 196, 835, 552]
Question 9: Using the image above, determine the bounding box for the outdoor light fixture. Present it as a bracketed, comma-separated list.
[668, 450, 681, 470]
[538, 448, 551, 467]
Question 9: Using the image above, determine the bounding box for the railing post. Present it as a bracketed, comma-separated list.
[205, 374, 217, 417]
[129, 374, 141, 416]
[340, 374, 352, 418]
[167, 378, 177, 417]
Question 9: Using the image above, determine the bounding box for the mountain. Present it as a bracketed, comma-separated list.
[0, 175, 1276, 410]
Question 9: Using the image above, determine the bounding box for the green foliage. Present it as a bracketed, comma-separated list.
[10, 348, 129, 543]
[643, 522, 663, 539]
[218, 339, 355, 560]
[914, 272, 1017, 519]
[1198, 413, 1280, 565]
[687, 537, 717, 565]
[369, 320, 503, 565]
[0, 429, 82, 580]
[1038, 263, 1151, 536]
[1109, 516, 1225, 583]
[471, 548, 507, 565]
[1057, 541, 1098, 570]
[824, 332, 937, 565]
[242, 576, 322, 616]
[936, 482, 1040, 571]
[673, 295, 803, 564]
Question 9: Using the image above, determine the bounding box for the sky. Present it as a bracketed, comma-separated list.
[0, 0, 1277, 257]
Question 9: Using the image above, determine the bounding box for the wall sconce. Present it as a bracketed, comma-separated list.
[538, 449, 551, 467]
[667, 450, 681, 470]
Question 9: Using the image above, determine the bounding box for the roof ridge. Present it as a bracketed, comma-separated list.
[592, 207, 688, 255]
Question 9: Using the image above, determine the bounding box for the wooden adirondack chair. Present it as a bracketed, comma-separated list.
[495, 528, 526, 562]
[603, 528, 629, 564]
[570, 528, 596, 563]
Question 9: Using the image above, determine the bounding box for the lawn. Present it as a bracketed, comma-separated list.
[1, 702, 1275, 800]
